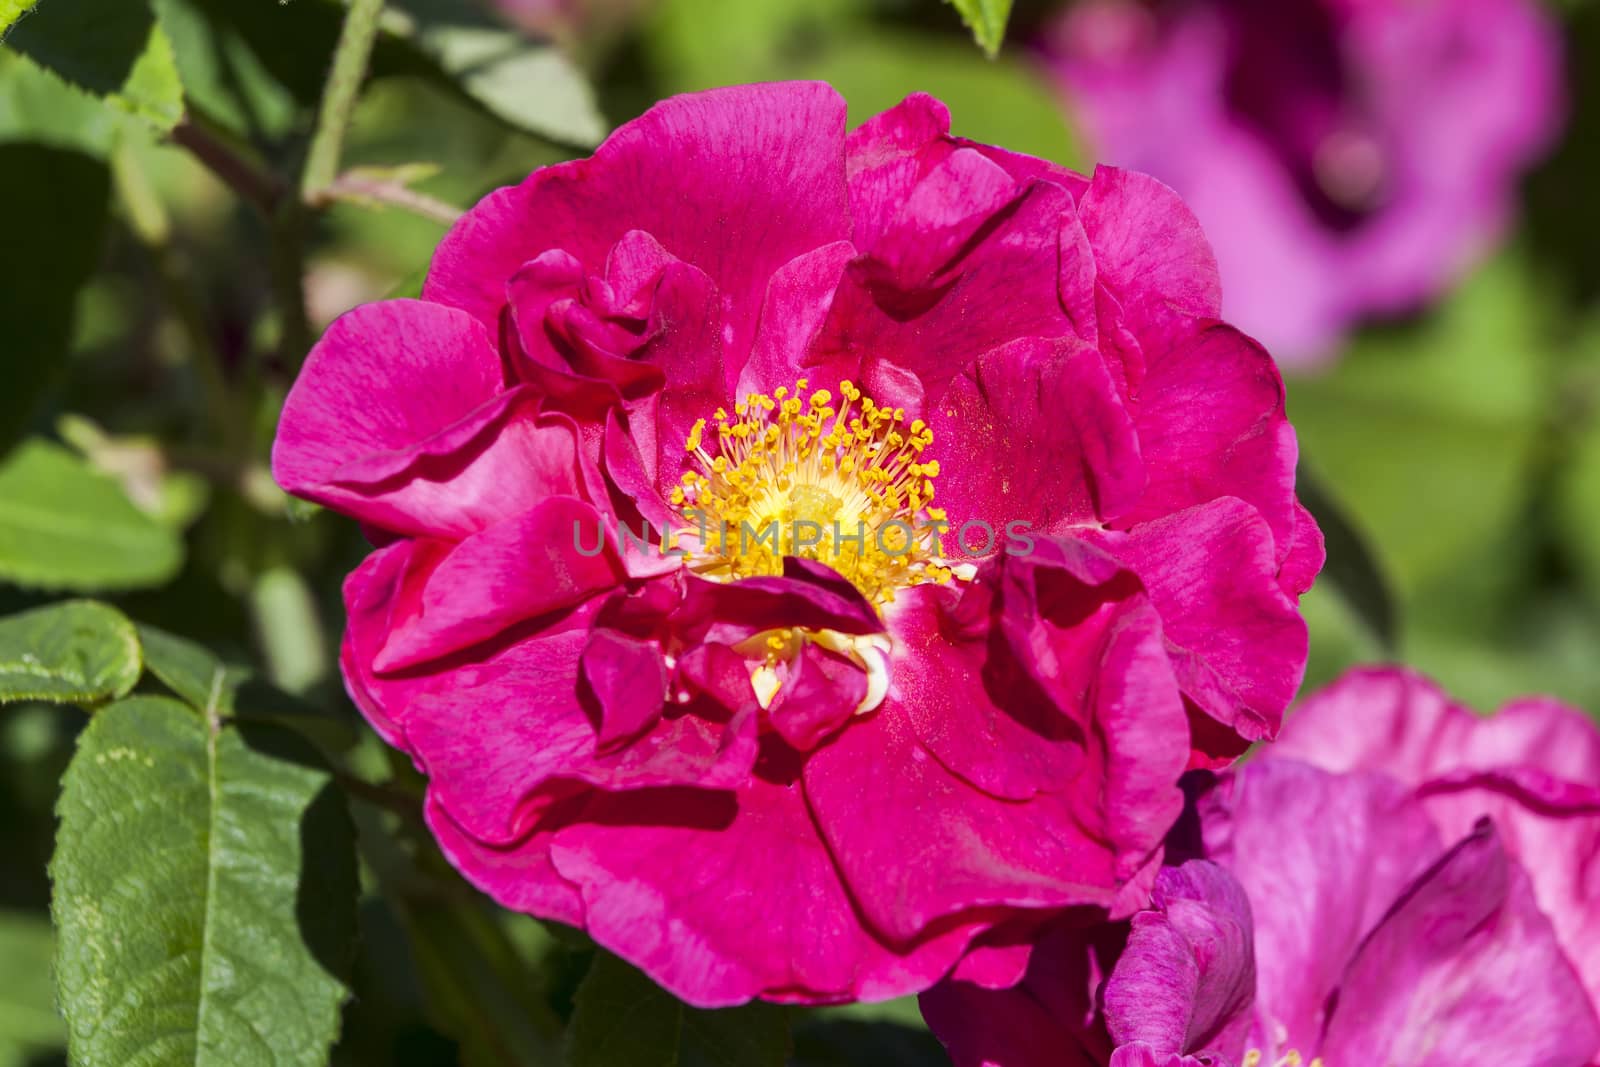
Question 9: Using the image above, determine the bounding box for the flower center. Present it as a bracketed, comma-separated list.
[671, 378, 953, 607]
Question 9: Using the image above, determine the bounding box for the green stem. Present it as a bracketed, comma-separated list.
[301, 0, 386, 201]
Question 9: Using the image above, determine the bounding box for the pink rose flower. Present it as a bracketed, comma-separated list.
[922, 668, 1600, 1064]
[1045, 0, 1564, 364]
[272, 82, 1321, 1006]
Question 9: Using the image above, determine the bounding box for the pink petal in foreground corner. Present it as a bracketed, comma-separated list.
[1199, 761, 1443, 1055]
[1272, 667, 1600, 1016]
[1322, 821, 1600, 1067]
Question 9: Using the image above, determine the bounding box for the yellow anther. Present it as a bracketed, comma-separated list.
[669, 378, 956, 606]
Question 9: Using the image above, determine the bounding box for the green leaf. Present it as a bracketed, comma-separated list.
[0, 911, 64, 1053]
[0, 600, 141, 707]
[5, 1, 184, 131]
[943, 0, 1013, 56]
[386, 0, 608, 148]
[1295, 464, 1397, 649]
[0, 440, 184, 592]
[136, 623, 328, 721]
[566, 952, 789, 1067]
[150, 0, 603, 146]
[52, 697, 358, 1067]
[0, 144, 110, 450]
[146, 0, 298, 139]
[0, 0, 40, 37]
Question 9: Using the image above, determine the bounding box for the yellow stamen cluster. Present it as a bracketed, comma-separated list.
[1241, 1051, 1324, 1067]
[671, 379, 952, 607]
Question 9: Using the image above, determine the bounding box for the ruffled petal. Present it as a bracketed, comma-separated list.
[1097, 498, 1307, 743]
[932, 336, 1144, 538]
[273, 300, 504, 489]
[804, 698, 1120, 943]
[273, 301, 602, 539]
[426, 82, 851, 367]
[765, 642, 867, 752]
[1075, 167, 1222, 350]
[406, 631, 758, 845]
[812, 178, 1079, 408]
[1120, 325, 1301, 562]
[1104, 862, 1254, 1060]
[375, 497, 627, 669]
[546, 770, 988, 1007]
[426, 793, 586, 928]
[340, 539, 451, 749]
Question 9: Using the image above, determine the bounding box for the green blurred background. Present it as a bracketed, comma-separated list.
[3, 0, 1599, 1063]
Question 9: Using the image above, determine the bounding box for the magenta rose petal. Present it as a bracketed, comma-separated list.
[1122, 324, 1299, 557]
[1099, 497, 1307, 742]
[814, 180, 1079, 404]
[546, 774, 985, 1007]
[406, 633, 758, 845]
[272, 301, 588, 539]
[932, 336, 1144, 536]
[1076, 167, 1222, 348]
[339, 538, 450, 748]
[765, 642, 867, 752]
[581, 628, 669, 750]
[425, 792, 588, 928]
[803, 698, 1128, 944]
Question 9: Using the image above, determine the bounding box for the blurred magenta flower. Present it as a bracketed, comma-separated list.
[1046, 0, 1564, 364]
[271, 82, 1320, 1006]
[922, 667, 1600, 1064]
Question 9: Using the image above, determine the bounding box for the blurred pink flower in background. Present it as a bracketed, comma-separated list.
[922, 667, 1600, 1065]
[1046, 0, 1564, 364]
[273, 82, 1320, 1007]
